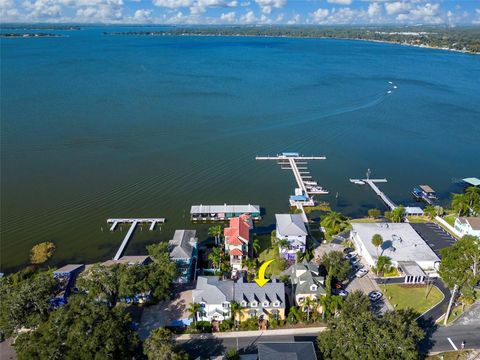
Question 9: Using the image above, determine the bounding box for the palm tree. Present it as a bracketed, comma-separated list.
[208, 247, 222, 270]
[423, 205, 436, 220]
[321, 211, 346, 234]
[187, 302, 201, 326]
[303, 297, 315, 322]
[452, 193, 470, 216]
[208, 225, 223, 246]
[288, 306, 301, 324]
[252, 238, 260, 256]
[465, 186, 480, 208]
[375, 255, 392, 276]
[230, 301, 245, 325]
[371, 234, 383, 258]
[277, 238, 288, 250]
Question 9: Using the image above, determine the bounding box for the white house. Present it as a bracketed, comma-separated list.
[454, 217, 480, 238]
[275, 214, 308, 261]
[350, 223, 440, 284]
[192, 276, 233, 322]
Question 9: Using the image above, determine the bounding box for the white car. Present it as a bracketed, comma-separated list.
[355, 268, 368, 278]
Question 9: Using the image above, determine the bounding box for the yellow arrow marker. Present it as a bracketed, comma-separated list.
[254, 259, 274, 287]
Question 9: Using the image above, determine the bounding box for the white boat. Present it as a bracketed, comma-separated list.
[387, 90, 392, 94]
[350, 179, 365, 185]
[393, 86, 397, 89]
[304, 181, 317, 186]
[388, 81, 393, 84]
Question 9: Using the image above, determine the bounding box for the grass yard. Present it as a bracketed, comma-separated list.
[350, 218, 384, 223]
[406, 216, 430, 223]
[383, 284, 444, 314]
[443, 214, 456, 227]
[427, 350, 473, 360]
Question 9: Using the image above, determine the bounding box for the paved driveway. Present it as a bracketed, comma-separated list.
[410, 222, 456, 257]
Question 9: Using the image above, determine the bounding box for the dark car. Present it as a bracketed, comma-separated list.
[343, 247, 354, 254]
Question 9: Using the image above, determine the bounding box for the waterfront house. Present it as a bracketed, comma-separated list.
[454, 217, 480, 238]
[168, 230, 198, 283]
[190, 204, 261, 221]
[51, 264, 85, 307]
[275, 214, 308, 261]
[281, 260, 326, 309]
[351, 223, 440, 283]
[192, 276, 285, 329]
[224, 214, 251, 271]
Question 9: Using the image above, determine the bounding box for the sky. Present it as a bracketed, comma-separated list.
[1, 0, 480, 26]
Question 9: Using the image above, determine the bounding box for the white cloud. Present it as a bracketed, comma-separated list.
[240, 9, 255, 22]
[384, 1, 410, 15]
[133, 8, 151, 21]
[396, 2, 442, 24]
[310, 7, 329, 23]
[367, 2, 381, 17]
[152, 0, 192, 8]
[327, 0, 352, 5]
[219, 10, 235, 22]
[255, 0, 285, 14]
[0, 0, 20, 20]
[474, 8, 480, 25]
[287, 12, 299, 24]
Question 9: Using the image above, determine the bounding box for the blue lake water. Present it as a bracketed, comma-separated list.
[1, 26, 479, 272]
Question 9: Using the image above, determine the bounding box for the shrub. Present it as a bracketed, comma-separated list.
[219, 319, 233, 332]
[239, 317, 258, 331]
[226, 348, 240, 360]
[194, 321, 212, 333]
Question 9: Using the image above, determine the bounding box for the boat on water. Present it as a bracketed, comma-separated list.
[412, 185, 437, 204]
[350, 179, 365, 185]
[387, 90, 392, 94]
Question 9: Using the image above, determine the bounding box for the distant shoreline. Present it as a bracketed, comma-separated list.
[103, 32, 480, 55]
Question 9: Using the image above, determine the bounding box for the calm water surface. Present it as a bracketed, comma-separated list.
[1, 27, 479, 272]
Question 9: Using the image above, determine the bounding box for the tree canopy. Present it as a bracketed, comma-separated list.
[439, 235, 480, 292]
[318, 294, 425, 360]
[0, 269, 58, 338]
[319, 250, 351, 282]
[14, 295, 139, 360]
[143, 328, 188, 360]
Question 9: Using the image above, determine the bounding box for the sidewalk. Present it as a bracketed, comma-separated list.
[175, 326, 326, 340]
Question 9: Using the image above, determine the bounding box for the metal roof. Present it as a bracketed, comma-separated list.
[190, 204, 260, 214]
[419, 185, 435, 193]
[463, 177, 480, 186]
[276, 214, 308, 236]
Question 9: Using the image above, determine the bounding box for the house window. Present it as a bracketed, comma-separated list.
[200, 302, 206, 308]
[273, 301, 280, 307]
[297, 297, 305, 303]
[262, 301, 269, 307]
[310, 285, 317, 291]
[251, 301, 258, 307]
[241, 300, 247, 307]
[222, 302, 230, 308]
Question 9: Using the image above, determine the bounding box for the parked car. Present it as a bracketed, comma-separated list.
[344, 253, 354, 260]
[343, 247, 354, 254]
[368, 291, 383, 302]
[333, 289, 349, 297]
[355, 268, 369, 278]
[350, 257, 361, 266]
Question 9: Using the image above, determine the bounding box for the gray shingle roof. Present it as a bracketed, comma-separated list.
[192, 276, 234, 304]
[258, 342, 317, 360]
[169, 230, 197, 260]
[281, 261, 325, 297]
[234, 280, 285, 307]
[276, 214, 308, 236]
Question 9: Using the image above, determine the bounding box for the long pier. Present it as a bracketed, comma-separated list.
[107, 218, 165, 260]
[349, 176, 396, 210]
[256, 153, 328, 196]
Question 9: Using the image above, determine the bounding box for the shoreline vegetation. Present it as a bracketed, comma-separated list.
[103, 25, 480, 54]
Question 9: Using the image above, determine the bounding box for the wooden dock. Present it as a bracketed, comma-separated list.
[107, 218, 165, 260]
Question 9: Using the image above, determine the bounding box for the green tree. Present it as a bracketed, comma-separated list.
[14, 295, 139, 359]
[226, 348, 240, 360]
[374, 256, 392, 276]
[76, 264, 119, 305]
[423, 205, 436, 220]
[208, 225, 223, 246]
[0, 270, 57, 338]
[385, 206, 405, 223]
[287, 306, 301, 324]
[319, 251, 351, 282]
[465, 186, 480, 208]
[29, 242, 56, 265]
[143, 328, 188, 360]
[371, 234, 383, 258]
[439, 235, 480, 323]
[341, 290, 370, 316]
[303, 297, 315, 322]
[317, 308, 424, 360]
[187, 302, 201, 326]
[208, 247, 223, 270]
[368, 208, 381, 219]
[321, 211, 348, 236]
[451, 193, 470, 216]
[252, 238, 260, 256]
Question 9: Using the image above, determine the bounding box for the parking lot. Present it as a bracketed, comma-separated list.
[410, 222, 456, 258]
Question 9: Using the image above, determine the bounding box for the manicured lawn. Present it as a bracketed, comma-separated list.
[258, 246, 287, 277]
[427, 350, 473, 360]
[383, 284, 444, 314]
[350, 218, 384, 223]
[443, 214, 456, 227]
[406, 216, 430, 223]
